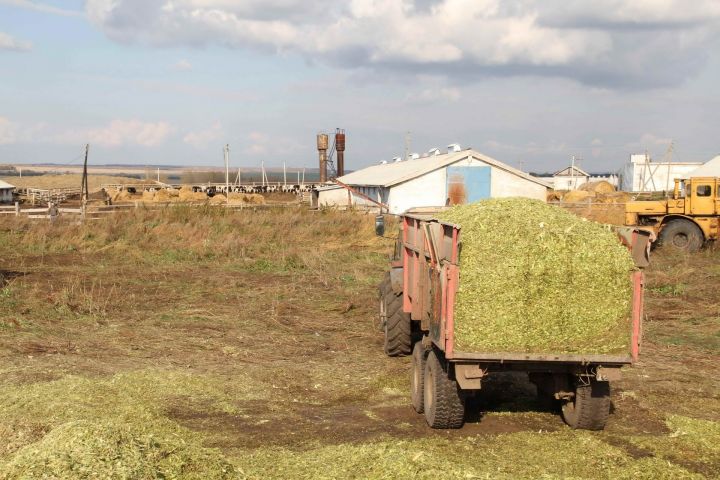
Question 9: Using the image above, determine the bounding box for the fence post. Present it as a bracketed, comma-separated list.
[14, 201, 19, 216]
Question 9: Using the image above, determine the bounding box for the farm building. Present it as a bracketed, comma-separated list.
[619, 153, 702, 192]
[315, 147, 550, 214]
[538, 165, 618, 190]
[689, 154, 720, 177]
[0, 179, 15, 203]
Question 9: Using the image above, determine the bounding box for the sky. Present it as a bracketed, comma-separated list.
[1, 0, 720, 173]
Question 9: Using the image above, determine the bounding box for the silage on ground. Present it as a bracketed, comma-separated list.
[436, 198, 635, 354]
[0, 369, 258, 479]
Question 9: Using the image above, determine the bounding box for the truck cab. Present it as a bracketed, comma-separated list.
[625, 177, 719, 252]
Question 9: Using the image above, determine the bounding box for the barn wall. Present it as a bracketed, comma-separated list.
[0, 189, 13, 203]
[388, 168, 447, 214]
[317, 187, 349, 207]
[490, 167, 547, 200]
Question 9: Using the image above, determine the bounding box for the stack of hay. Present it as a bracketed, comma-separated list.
[178, 186, 208, 202]
[436, 198, 635, 354]
[141, 190, 155, 202]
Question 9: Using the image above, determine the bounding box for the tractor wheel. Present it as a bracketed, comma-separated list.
[410, 342, 428, 413]
[659, 219, 704, 253]
[561, 379, 611, 431]
[423, 350, 465, 429]
[379, 273, 411, 357]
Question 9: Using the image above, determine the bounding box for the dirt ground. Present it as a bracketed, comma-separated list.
[0, 207, 718, 479]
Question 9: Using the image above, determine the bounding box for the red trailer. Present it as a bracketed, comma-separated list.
[378, 214, 652, 429]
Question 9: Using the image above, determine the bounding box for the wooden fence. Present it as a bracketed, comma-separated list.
[0, 201, 293, 221]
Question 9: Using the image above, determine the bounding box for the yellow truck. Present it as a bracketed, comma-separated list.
[625, 177, 719, 252]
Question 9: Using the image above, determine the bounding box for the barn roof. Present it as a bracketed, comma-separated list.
[337, 149, 550, 189]
[553, 165, 589, 177]
[0, 179, 16, 189]
[689, 155, 720, 177]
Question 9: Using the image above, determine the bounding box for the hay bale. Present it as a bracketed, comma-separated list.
[562, 190, 594, 203]
[2, 420, 237, 479]
[580, 180, 616, 194]
[178, 189, 208, 202]
[209, 194, 227, 204]
[166, 188, 180, 197]
[243, 193, 265, 205]
[546, 191, 563, 202]
[141, 190, 155, 202]
[153, 189, 171, 202]
[596, 191, 631, 204]
[436, 198, 635, 354]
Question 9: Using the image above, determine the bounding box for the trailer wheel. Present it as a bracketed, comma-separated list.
[379, 274, 411, 357]
[410, 342, 428, 413]
[659, 219, 704, 253]
[423, 351, 465, 429]
[561, 380, 611, 431]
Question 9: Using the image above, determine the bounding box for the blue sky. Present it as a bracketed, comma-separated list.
[1, 1, 720, 173]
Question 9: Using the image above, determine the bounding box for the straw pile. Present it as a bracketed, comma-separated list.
[178, 186, 208, 202]
[436, 198, 635, 354]
[209, 194, 227, 204]
[153, 188, 172, 202]
[141, 190, 155, 202]
[579, 180, 616, 194]
[562, 190, 593, 203]
[107, 188, 133, 202]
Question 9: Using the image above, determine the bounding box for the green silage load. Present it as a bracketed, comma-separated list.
[436, 198, 635, 354]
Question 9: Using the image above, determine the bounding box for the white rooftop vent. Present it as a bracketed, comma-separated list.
[410, 152, 420, 160]
[392, 156, 402, 162]
[428, 147, 441, 156]
[447, 143, 461, 153]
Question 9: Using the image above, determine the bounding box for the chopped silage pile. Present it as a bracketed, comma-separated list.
[1, 420, 237, 479]
[436, 198, 635, 354]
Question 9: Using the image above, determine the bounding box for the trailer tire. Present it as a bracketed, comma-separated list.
[659, 219, 704, 253]
[423, 351, 465, 429]
[410, 342, 428, 413]
[561, 380, 611, 431]
[379, 274, 411, 357]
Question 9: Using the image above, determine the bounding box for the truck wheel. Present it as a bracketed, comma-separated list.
[423, 350, 465, 429]
[561, 380, 611, 431]
[379, 274, 411, 357]
[659, 219, 704, 253]
[410, 342, 428, 413]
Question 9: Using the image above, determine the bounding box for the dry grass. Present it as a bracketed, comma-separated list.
[0, 207, 718, 478]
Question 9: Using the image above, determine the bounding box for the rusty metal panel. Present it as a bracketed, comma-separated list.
[446, 166, 491, 205]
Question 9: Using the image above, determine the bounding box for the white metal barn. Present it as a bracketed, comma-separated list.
[689, 155, 720, 177]
[619, 154, 702, 192]
[317, 148, 550, 214]
[0, 179, 15, 203]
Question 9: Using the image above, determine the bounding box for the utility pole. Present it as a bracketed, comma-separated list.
[81, 144, 89, 203]
[283, 161, 287, 186]
[156, 167, 160, 183]
[570, 155, 576, 190]
[224, 144, 230, 203]
[404, 131, 411, 160]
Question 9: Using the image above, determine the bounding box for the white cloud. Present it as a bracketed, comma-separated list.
[639, 133, 672, 147]
[54, 120, 174, 147]
[173, 59, 193, 71]
[0, 32, 32, 51]
[0, 116, 46, 144]
[0, 117, 19, 144]
[0, 0, 83, 16]
[84, 0, 720, 88]
[406, 87, 461, 103]
[183, 121, 223, 148]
